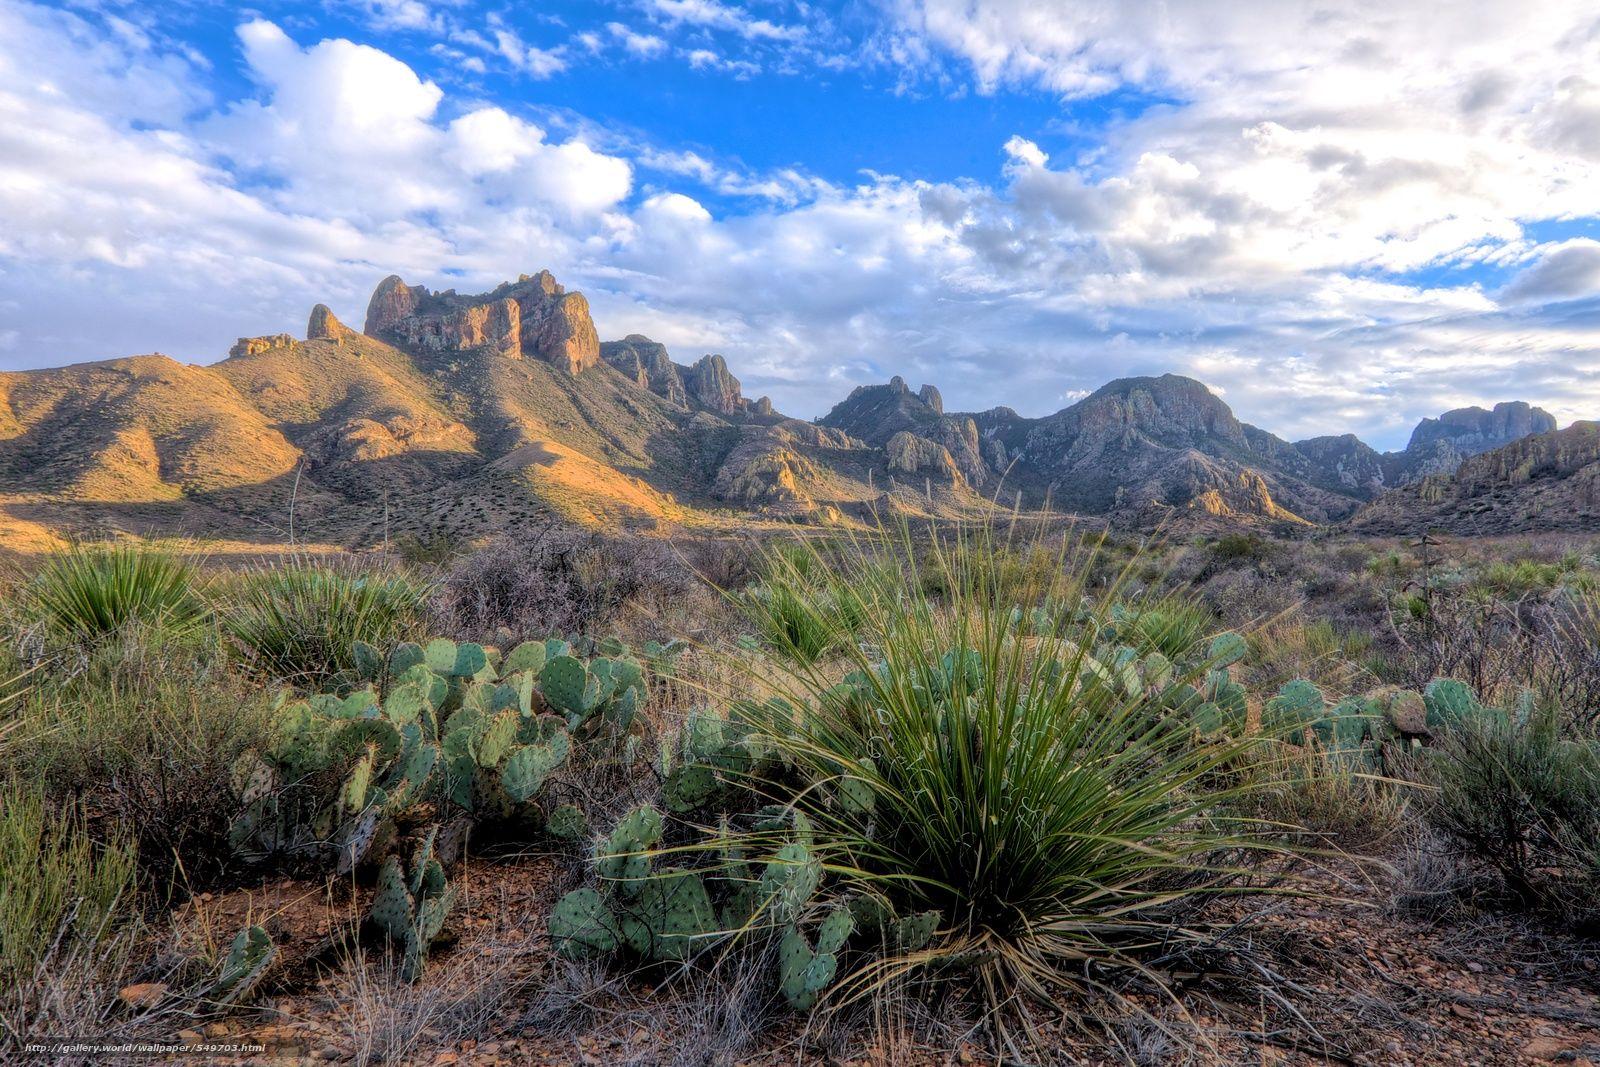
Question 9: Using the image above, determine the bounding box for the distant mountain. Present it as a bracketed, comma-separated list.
[1349, 422, 1600, 535]
[0, 269, 1574, 549]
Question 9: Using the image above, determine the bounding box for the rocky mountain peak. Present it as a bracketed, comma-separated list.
[1405, 401, 1557, 454]
[361, 270, 599, 374]
[600, 335, 688, 406]
[306, 304, 355, 341]
[685, 354, 744, 414]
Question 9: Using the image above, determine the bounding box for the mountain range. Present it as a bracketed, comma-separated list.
[0, 268, 1590, 550]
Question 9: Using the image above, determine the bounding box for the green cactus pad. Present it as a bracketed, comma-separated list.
[549, 887, 619, 959]
[778, 925, 837, 1010]
[1424, 678, 1482, 730]
[503, 640, 549, 676]
[1208, 631, 1249, 668]
[759, 842, 822, 923]
[500, 739, 568, 803]
[618, 868, 718, 962]
[389, 642, 425, 675]
[352, 640, 384, 682]
[815, 906, 856, 954]
[546, 803, 589, 841]
[214, 925, 276, 1003]
[370, 855, 415, 941]
[540, 656, 589, 717]
[663, 763, 720, 813]
[424, 639, 459, 674]
[476, 709, 519, 768]
[891, 910, 940, 952]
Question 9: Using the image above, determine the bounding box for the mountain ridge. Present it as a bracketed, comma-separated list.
[0, 269, 1578, 548]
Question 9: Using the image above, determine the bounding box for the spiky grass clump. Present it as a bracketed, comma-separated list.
[0, 785, 136, 988]
[22, 542, 205, 645]
[745, 543, 868, 665]
[739, 520, 1279, 1037]
[221, 559, 428, 685]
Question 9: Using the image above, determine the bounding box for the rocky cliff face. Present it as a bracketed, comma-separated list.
[363, 270, 599, 373]
[1003, 375, 1354, 522]
[821, 377, 989, 485]
[1350, 422, 1600, 534]
[600, 335, 688, 405]
[306, 304, 356, 342]
[684, 354, 745, 414]
[1383, 401, 1558, 483]
[1292, 434, 1387, 494]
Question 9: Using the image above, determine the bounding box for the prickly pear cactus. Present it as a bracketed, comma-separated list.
[213, 925, 276, 1004]
[549, 887, 620, 959]
[546, 803, 589, 842]
[779, 923, 839, 1010]
[1263, 679, 1325, 739]
[1423, 678, 1488, 731]
[1207, 631, 1249, 669]
[369, 831, 455, 982]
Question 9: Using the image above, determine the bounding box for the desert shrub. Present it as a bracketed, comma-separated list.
[740, 523, 1274, 1037]
[222, 559, 428, 685]
[0, 785, 137, 987]
[20, 542, 204, 645]
[17, 669, 273, 892]
[1414, 706, 1600, 923]
[1250, 744, 1406, 847]
[743, 546, 870, 664]
[430, 524, 694, 643]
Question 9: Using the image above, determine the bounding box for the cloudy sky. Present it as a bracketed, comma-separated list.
[2, 0, 1598, 448]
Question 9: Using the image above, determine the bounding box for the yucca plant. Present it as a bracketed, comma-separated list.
[744, 545, 869, 665]
[734, 519, 1282, 1048]
[221, 559, 428, 686]
[22, 542, 205, 644]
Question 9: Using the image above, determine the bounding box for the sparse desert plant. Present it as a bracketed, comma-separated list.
[723, 522, 1279, 1045]
[17, 667, 272, 892]
[221, 559, 428, 685]
[430, 523, 693, 642]
[742, 544, 872, 664]
[0, 785, 137, 988]
[20, 541, 205, 645]
[1413, 698, 1600, 922]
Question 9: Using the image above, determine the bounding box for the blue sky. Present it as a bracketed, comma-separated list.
[2, 0, 1599, 449]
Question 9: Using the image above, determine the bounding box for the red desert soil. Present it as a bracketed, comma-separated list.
[166, 854, 1599, 1066]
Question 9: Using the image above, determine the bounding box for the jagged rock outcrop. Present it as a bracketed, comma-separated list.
[1293, 434, 1387, 494]
[1008, 375, 1348, 522]
[886, 431, 965, 486]
[306, 304, 356, 342]
[752, 396, 774, 417]
[685, 354, 744, 414]
[600, 335, 688, 405]
[362, 270, 599, 373]
[1382, 401, 1558, 484]
[1350, 422, 1600, 534]
[228, 334, 295, 359]
[823, 377, 989, 485]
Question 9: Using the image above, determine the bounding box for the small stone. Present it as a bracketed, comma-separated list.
[1467, 961, 1485, 973]
[118, 983, 167, 1009]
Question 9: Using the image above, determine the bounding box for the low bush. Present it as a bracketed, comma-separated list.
[17, 669, 273, 893]
[0, 785, 137, 988]
[1415, 704, 1600, 923]
[430, 525, 693, 642]
[20, 541, 205, 646]
[730, 524, 1274, 1043]
[222, 559, 428, 685]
